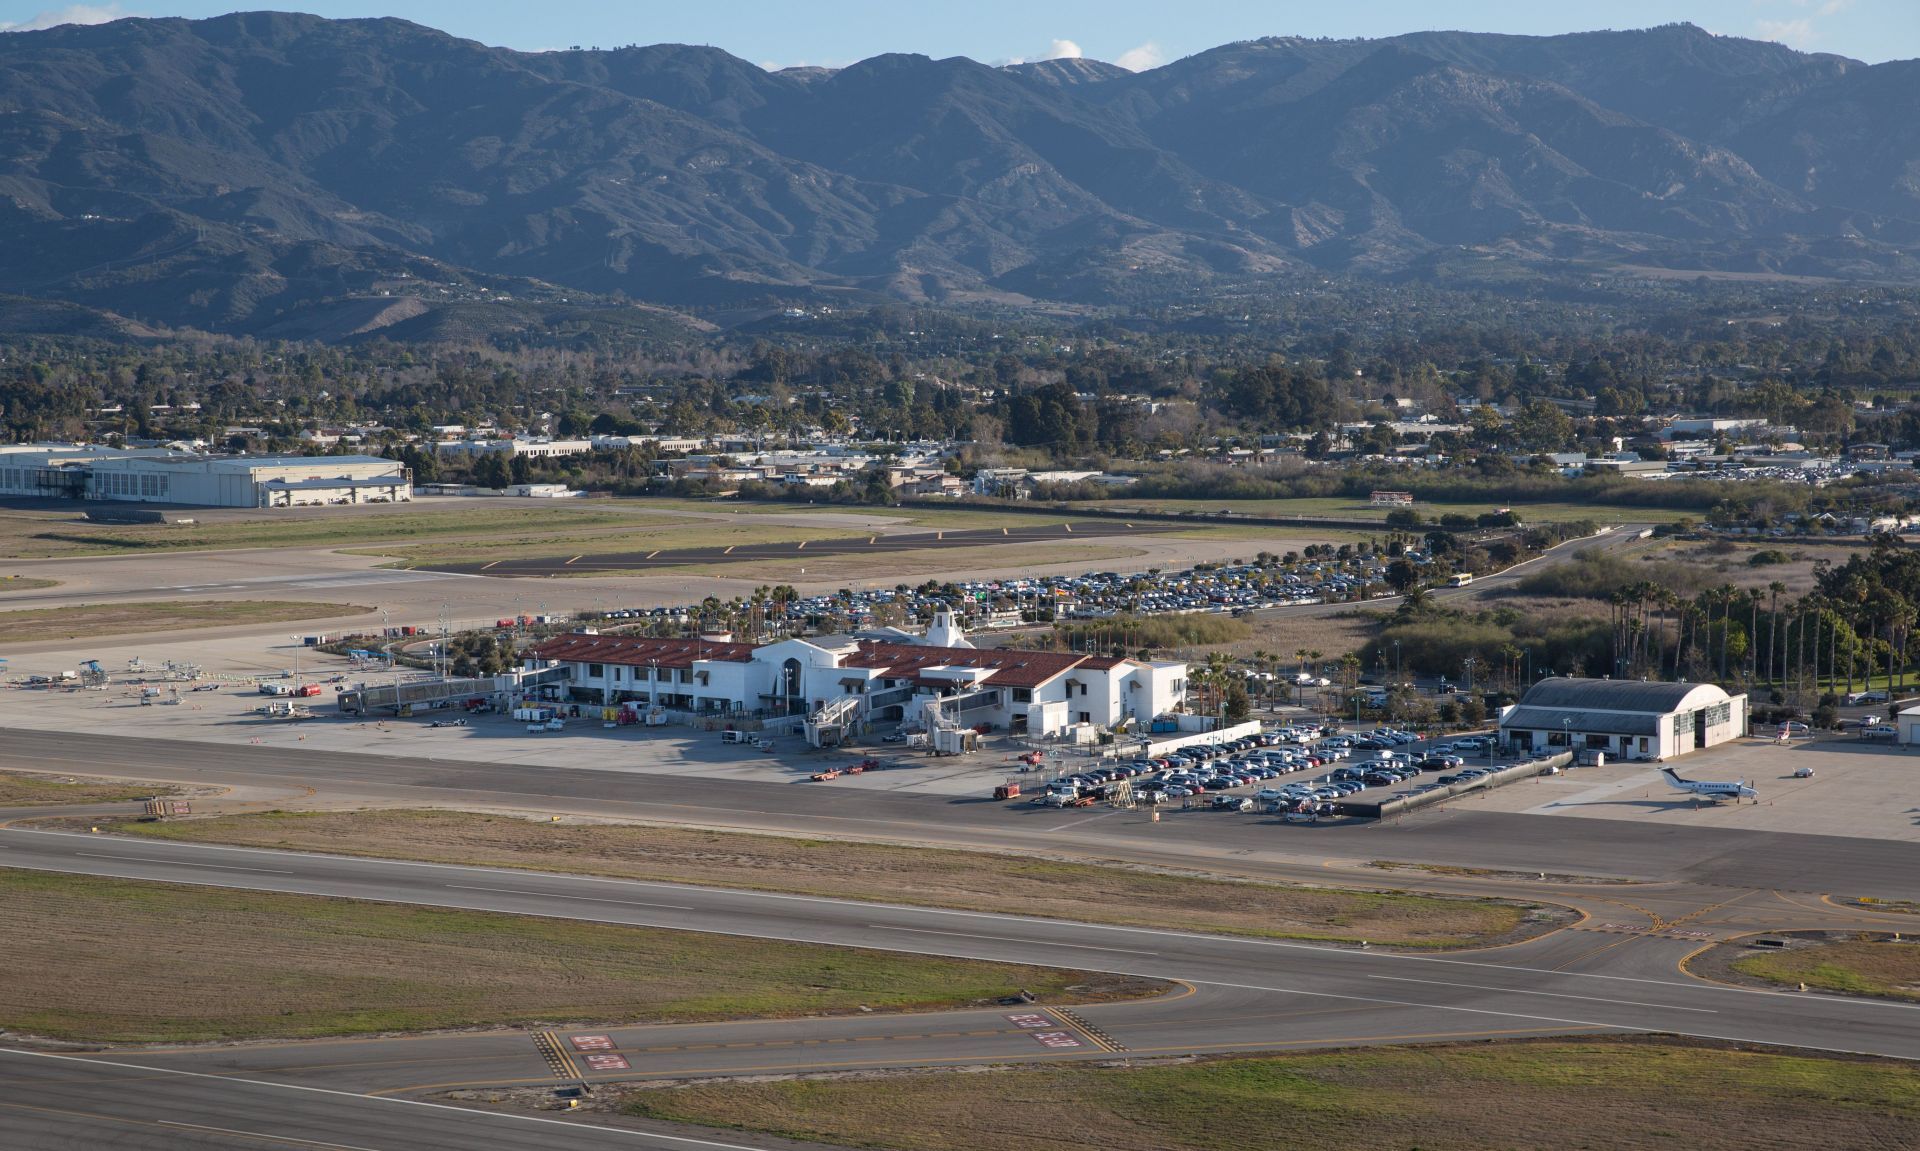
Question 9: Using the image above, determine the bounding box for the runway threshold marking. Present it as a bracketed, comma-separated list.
[1054, 1007, 1126, 1052]
[1365, 974, 1718, 1013]
[866, 925, 1158, 956]
[445, 884, 693, 911]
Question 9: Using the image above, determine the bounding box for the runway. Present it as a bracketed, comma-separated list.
[422, 520, 1176, 577]
[0, 1046, 823, 1150]
[5, 825, 1918, 1087]
[3, 726, 1916, 901]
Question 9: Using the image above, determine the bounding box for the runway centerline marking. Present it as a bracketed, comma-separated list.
[445, 884, 693, 910]
[74, 852, 293, 875]
[159, 1120, 389, 1151]
[867, 925, 1158, 955]
[1365, 974, 1718, 1013]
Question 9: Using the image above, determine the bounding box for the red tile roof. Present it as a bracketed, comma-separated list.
[532, 633, 1094, 689]
[846, 642, 1086, 689]
[530, 634, 758, 669]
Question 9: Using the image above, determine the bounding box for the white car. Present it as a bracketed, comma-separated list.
[1791, 766, 1816, 778]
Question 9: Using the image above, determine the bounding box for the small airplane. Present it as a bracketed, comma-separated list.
[1660, 766, 1757, 802]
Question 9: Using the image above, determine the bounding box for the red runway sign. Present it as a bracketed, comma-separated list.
[569, 1034, 615, 1051]
[1006, 1013, 1057, 1029]
[1031, 1031, 1082, 1049]
[583, 1053, 631, 1071]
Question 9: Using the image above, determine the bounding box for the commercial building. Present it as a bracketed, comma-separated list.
[0, 444, 410, 508]
[527, 611, 1186, 739]
[1499, 677, 1748, 761]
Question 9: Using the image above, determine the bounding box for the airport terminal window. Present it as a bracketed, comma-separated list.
[1705, 702, 1731, 727]
[1012, 688, 1032, 703]
[588, 663, 604, 678]
[1675, 711, 1695, 735]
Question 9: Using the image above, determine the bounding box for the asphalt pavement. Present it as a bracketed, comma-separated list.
[0, 1046, 831, 1151]
[4, 826, 1918, 1087]
[5, 727, 1916, 901]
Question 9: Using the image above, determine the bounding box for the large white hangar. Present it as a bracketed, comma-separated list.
[1499, 677, 1748, 761]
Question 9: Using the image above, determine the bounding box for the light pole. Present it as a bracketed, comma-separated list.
[1562, 717, 1571, 751]
[287, 636, 302, 685]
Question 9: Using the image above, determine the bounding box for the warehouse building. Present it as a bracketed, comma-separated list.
[1499, 678, 1748, 761]
[0, 444, 410, 508]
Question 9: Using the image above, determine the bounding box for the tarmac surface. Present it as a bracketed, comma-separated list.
[422, 520, 1177, 577]
[4, 727, 1916, 900]
[4, 725, 1919, 1148]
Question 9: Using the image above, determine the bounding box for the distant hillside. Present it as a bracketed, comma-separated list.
[0, 14, 1915, 337]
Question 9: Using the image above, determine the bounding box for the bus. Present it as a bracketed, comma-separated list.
[1446, 573, 1475, 587]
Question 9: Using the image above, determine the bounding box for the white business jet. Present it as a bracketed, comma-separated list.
[1659, 766, 1757, 802]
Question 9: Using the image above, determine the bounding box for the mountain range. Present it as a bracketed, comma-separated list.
[1, 12, 1917, 337]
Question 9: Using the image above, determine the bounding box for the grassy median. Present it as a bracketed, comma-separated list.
[0, 869, 1156, 1043]
[620, 1038, 1920, 1151]
[0, 600, 361, 642]
[1732, 939, 1920, 1002]
[107, 809, 1546, 948]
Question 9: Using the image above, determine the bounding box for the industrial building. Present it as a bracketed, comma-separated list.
[527, 611, 1187, 740]
[1499, 677, 1748, 761]
[0, 444, 411, 508]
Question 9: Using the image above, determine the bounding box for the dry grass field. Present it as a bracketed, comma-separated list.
[0, 575, 57, 592]
[1733, 939, 1920, 1002]
[620, 1038, 1920, 1151]
[671, 541, 1144, 582]
[112, 810, 1540, 948]
[0, 868, 1157, 1043]
[0, 599, 360, 641]
[0, 770, 172, 807]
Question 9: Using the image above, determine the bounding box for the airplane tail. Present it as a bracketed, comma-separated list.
[1659, 767, 1685, 785]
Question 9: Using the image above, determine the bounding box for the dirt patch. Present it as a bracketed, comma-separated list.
[601, 1036, 1920, 1151]
[101, 809, 1550, 949]
[0, 600, 363, 642]
[0, 868, 1159, 1044]
[1368, 860, 1640, 886]
[0, 770, 183, 808]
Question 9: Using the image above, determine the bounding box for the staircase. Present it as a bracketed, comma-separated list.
[805, 694, 861, 748]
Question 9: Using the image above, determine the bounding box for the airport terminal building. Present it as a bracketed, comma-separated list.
[1499, 677, 1748, 761]
[528, 613, 1187, 739]
[0, 444, 411, 508]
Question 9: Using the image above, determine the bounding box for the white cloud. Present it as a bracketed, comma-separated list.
[1115, 41, 1164, 72]
[1754, 17, 1817, 48]
[0, 3, 132, 32]
[1045, 38, 1082, 60]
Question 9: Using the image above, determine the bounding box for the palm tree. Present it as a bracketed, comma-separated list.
[1766, 581, 1785, 690]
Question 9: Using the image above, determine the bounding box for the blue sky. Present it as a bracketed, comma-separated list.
[2, 1, 1915, 66]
